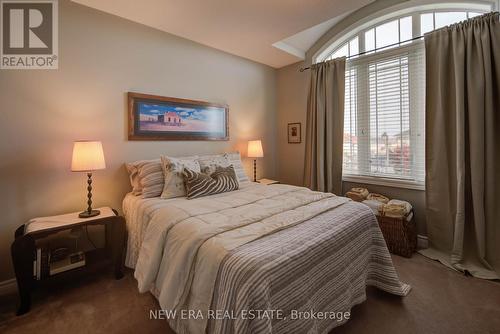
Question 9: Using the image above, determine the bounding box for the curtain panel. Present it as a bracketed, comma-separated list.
[303, 58, 346, 194]
[422, 12, 500, 279]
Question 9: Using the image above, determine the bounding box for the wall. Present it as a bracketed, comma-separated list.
[276, 0, 427, 235]
[276, 62, 309, 186]
[0, 0, 277, 281]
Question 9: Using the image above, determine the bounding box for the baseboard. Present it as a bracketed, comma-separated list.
[417, 234, 429, 249]
[0, 278, 17, 296]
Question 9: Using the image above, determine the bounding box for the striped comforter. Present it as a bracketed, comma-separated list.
[209, 201, 410, 333]
[123, 183, 410, 334]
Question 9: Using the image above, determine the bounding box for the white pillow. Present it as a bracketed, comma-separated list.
[160, 155, 200, 199]
[197, 154, 230, 174]
[225, 152, 250, 183]
[197, 152, 249, 183]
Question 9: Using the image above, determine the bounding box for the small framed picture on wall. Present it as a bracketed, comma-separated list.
[287, 122, 301, 144]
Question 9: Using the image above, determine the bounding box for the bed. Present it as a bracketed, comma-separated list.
[123, 181, 410, 334]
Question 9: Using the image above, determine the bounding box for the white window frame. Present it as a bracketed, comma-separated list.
[343, 41, 426, 189]
[314, 1, 494, 63]
[314, 1, 494, 190]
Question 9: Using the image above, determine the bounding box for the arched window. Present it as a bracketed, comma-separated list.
[315, 2, 493, 189]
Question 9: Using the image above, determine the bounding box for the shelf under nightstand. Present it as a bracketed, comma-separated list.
[10, 208, 127, 315]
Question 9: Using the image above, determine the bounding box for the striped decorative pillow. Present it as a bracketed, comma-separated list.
[125, 159, 161, 197]
[183, 165, 239, 199]
[137, 160, 164, 198]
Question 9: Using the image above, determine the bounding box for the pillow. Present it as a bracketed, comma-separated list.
[125, 153, 246, 198]
[197, 154, 229, 174]
[160, 155, 201, 199]
[197, 152, 249, 183]
[137, 160, 164, 198]
[224, 152, 250, 183]
[183, 165, 239, 199]
[125, 163, 142, 195]
[126, 155, 199, 198]
[125, 159, 160, 196]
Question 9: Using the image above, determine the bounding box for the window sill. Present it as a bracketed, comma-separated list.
[342, 175, 425, 191]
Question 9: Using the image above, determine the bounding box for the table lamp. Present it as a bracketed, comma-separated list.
[247, 140, 264, 182]
[71, 141, 106, 218]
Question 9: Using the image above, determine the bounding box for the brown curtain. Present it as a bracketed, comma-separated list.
[421, 12, 500, 279]
[303, 58, 346, 194]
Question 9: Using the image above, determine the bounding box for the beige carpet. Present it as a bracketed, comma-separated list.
[1, 254, 499, 334]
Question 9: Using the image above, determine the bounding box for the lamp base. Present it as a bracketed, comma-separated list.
[79, 210, 101, 218]
[253, 159, 257, 182]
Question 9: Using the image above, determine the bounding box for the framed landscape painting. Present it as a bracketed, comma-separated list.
[128, 92, 229, 141]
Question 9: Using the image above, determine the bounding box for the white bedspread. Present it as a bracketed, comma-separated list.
[124, 184, 348, 330]
[123, 182, 409, 334]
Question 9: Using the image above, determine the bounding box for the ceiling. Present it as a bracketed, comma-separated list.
[71, 0, 373, 68]
[272, 10, 355, 59]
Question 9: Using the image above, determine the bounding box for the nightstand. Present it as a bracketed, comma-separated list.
[258, 178, 280, 185]
[10, 207, 126, 315]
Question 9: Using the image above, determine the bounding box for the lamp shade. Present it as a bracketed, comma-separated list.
[247, 140, 264, 158]
[71, 141, 106, 172]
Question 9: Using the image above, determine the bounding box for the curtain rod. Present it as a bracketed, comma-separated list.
[299, 35, 424, 72]
[299, 11, 498, 72]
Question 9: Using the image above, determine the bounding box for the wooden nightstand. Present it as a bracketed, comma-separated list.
[257, 178, 280, 185]
[10, 207, 126, 315]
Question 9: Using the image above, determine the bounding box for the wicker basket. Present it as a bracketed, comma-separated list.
[376, 211, 417, 258]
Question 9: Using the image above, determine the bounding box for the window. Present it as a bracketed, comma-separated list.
[421, 11, 481, 33]
[343, 44, 425, 186]
[316, 3, 491, 189]
[329, 36, 359, 59]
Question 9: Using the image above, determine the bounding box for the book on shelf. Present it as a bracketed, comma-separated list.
[33, 248, 50, 280]
[49, 252, 85, 275]
[33, 248, 86, 279]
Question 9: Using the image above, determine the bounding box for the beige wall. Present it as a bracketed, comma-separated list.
[0, 0, 277, 281]
[276, 62, 309, 186]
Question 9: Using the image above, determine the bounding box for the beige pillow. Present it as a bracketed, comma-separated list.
[125, 163, 142, 195]
[160, 155, 201, 199]
[137, 160, 164, 198]
[125, 159, 160, 196]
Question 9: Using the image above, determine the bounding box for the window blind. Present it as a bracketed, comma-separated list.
[343, 41, 425, 185]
